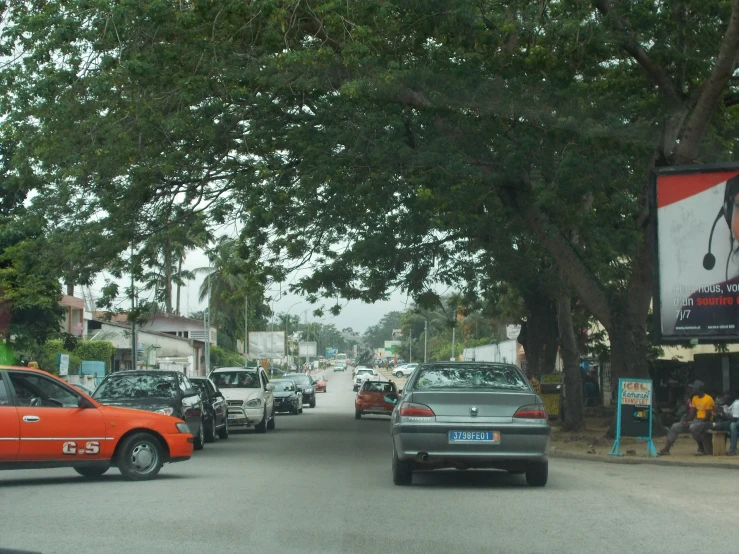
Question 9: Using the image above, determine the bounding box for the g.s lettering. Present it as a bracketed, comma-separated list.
[62, 441, 99, 455]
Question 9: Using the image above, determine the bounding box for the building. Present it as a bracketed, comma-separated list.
[85, 319, 205, 377]
[138, 312, 217, 345]
[60, 294, 92, 337]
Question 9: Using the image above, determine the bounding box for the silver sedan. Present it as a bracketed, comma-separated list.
[390, 362, 550, 487]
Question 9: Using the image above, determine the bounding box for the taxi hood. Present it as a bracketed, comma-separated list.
[220, 388, 262, 402]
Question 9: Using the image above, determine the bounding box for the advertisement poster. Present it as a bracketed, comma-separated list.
[654, 165, 739, 341]
[610, 378, 656, 457]
[248, 331, 285, 358]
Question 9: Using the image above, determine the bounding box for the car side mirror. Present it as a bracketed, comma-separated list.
[77, 396, 94, 409]
[216, 391, 224, 398]
[184, 387, 198, 397]
[266, 383, 275, 391]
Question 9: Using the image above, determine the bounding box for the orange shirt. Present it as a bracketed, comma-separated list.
[691, 394, 715, 420]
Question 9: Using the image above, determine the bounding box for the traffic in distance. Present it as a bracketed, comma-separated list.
[1, 359, 548, 486]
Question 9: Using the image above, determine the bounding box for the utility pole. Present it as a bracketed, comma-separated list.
[451, 326, 456, 362]
[204, 279, 211, 375]
[409, 329, 412, 363]
[424, 319, 428, 363]
[244, 296, 248, 367]
[130, 241, 136, 371]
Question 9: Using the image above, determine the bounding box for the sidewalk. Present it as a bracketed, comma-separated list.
[549, 418, 739, 469]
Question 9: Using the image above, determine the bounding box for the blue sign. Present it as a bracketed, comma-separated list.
[609, 378, 657, 457]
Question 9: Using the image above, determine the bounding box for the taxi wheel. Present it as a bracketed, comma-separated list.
[267, 409, 276, 430]
[74, 465, 109, 479]
[218, 420, 229, 440]
[392, 447, 412, 486]
[205, 417, 217, 443]
[355, 409, 362, 420]
[117, 433, 164, 481]
[309, 397, 316, 408]
[193, 420, 205, 450]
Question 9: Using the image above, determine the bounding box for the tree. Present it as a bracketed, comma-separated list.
[3, 1, 738, 385]
[363, 311, 403, 349]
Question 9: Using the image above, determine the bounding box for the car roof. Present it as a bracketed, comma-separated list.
[364, 380, 395, 385]
[0, 365, 51, 374]
[105, 370, 181, 376]
[211, 366, 259, 373]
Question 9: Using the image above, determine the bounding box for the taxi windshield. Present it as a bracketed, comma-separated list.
[94, 374, 178, 400]
[212, 371, 260, 388]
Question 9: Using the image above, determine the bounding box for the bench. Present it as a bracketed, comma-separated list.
[707, 430, 728, 456]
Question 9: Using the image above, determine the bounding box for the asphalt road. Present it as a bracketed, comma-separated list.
[2, 368, 739, 554]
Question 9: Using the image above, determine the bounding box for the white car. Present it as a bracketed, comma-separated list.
[210, 367, 276, 433]
[394, 363, 418, 378]
[354, 368, 379, 391]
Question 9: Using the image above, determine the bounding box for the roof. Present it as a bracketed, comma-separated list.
[211, 366, 259, 373]
[91, 319, 193, 343]
[105, 369, 182, 375]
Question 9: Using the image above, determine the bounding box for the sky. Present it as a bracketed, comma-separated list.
[89, 246, 413, 335]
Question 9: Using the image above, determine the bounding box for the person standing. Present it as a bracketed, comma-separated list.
[659, 381, 714, 456]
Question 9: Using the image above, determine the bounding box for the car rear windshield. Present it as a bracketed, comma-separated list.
[94, 374, 178, 400]
[212, 371, 260, 388]
[284, 374, 311, 385]
[411, 365, 529, 391]
[271, 380, 296, 391]
[363, 381, 396, 393]
[357, 369, 373, 375]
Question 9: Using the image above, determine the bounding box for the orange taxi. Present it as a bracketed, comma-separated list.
[355, 380, 400, 419]
[0, 366, 194, 480]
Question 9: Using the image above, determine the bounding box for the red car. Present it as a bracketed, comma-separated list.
[313, 375, 327, 393]
[355, 380, 399, 419]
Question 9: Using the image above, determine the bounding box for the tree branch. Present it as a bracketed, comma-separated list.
[675, 0, 739, 163]
[593, 0, 682, 108]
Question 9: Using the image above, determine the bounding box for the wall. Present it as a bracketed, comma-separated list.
[463, 340, 519, 366]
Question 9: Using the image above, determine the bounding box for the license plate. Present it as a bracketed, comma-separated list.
[370, 406, 384, 411]
[228, 414, 239, 420]
[449, 430, 500, 443]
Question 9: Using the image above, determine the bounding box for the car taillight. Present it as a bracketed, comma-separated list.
[513, 405, 548, 419]
[399, 402, 435, 417]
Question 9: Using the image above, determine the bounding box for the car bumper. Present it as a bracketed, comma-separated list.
[274, 399, 298, 412]
[392, 423, 550, 467]
[227, 407, 260, 427]
[163, 433, 194, 461]
[356, 402, 394, 416]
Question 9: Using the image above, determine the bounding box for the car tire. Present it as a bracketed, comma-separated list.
[267, 408, 276, 430]
[355, 409, 362, 420]
[525, 462, 548, 487]
[116, 432, 164, 481]
[205, 417, 217, 443]
[395, 371, 403, 378]
[299, 406, 303, 414]
[255, 409, 267, 433]
[193, 419, 205, 450]
[291, 404, 299, 415]
[217, 420, 229, 440]
[392, 447, 412, 486]
[74, 465, 109, 479]
[309, 396, 316, 408]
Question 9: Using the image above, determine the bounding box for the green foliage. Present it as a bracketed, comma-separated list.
[38, 340, 80, 376]
[210, 345, 245, 369]
[363, 311, 403, 348]
[73, 340, 116, 373]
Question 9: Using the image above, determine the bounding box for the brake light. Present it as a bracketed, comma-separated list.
[399, 402, 435, 417]
[513, 405, 547, 419]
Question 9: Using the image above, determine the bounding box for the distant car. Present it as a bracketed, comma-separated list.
[210, 367, 276, 433]
[394, 363, 418, 378]
[353, 368, 378, 391]
[71, 383, 96, 396]
[313, 375, 327, 393]
[390, 362, 550, 487]
[0, 366, 193, 480]
[355, 380, 399, 419]
[94, 370, 206, 451]
[190, 377, 229, 442]
[334, 362, 347, 372]
[283, 373, 316, 408]
[271, 379, 303, 414]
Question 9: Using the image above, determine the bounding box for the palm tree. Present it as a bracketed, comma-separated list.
[195, 238, 248, 319]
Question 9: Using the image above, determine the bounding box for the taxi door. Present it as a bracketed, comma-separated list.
[8, 371, 106, 462]
[0, 373, 20, 462]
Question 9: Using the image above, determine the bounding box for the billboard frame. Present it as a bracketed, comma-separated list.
[650, 161, 739, 344]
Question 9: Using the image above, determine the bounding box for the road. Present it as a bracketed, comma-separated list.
[1, 369, 739, 554]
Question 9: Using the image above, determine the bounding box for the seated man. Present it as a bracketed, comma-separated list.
[659, 380, 714, 456]
[712, 392, 739, 456]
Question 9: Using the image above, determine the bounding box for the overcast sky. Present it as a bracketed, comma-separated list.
[89, 246, 413, 335]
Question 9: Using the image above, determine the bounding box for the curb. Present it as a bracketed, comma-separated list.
[550, 449, 739, 470]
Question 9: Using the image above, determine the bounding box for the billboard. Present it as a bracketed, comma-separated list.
[248, 331, 285, 358]
[653, 164, 739, 341]
[298, 341, 317, 357]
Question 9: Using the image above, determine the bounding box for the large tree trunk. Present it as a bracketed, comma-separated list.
[557, 292, 584, 431]
[519, 290, 558, 377]
[175, 257, 183, 316]
[65, 282, 74, 296]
